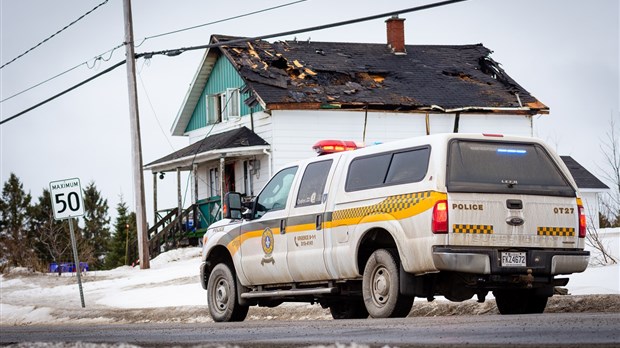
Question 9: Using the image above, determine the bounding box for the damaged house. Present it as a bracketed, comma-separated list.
[144, 17, 605, 251]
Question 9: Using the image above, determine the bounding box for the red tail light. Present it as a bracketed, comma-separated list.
[432, 200, 448, 234]
[578, 203, 587, 238]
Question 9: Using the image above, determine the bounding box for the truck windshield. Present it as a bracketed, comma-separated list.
[447, 140, 575, 197]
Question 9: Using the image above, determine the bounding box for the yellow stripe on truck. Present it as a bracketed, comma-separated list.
[453, 224, 494, 234]
[537, 227, 575, 237]
[332, 191, 445, 226]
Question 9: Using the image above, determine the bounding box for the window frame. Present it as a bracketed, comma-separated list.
[295, 159, 333, 207]
[345, 145, 431, 192]
[445, 139, 576, 197]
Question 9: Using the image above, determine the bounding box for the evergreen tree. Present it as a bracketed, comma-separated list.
[0, 173, 36, 269]
[104, 198, 138, 269]
[82, 182, 111, 269]
[29, 189, 71, 268]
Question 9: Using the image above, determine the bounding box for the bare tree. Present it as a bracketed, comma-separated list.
[598, 115, 620, 226]
[586, 215, 617, 265]
[586, 114, 620, 266]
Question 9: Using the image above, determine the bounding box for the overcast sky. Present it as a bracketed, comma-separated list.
[1, 0, 618, 224]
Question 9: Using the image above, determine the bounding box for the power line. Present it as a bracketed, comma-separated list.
[0, 43, 124, 104]
[0, 0, 110, 70]
[137, 0, 469, 59]
[137, 62, 176, 151]
[136, 0, 308, 46]
[1, 1, 306, 104]
[0, 0, 468, 126]
[0, 60, 125, 126]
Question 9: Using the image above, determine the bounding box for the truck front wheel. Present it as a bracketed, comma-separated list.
[207, 263, 249, 322]
[362, 249, 414, 318]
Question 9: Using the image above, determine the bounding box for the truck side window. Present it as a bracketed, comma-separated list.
[345, 147, 430, 192]
[296, 160, 333, 207]
[345, 153, 391, 191]
[385, 147, 430, 184]
[254, 166, 298, 219]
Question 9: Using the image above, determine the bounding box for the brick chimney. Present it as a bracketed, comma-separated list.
[386, 16, 406, 55]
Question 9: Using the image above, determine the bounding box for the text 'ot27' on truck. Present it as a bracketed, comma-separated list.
[199, 133, 589, 322]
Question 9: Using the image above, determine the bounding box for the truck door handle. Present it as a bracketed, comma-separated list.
[280, 219, 286, 234]
[316, 215, 323, 230]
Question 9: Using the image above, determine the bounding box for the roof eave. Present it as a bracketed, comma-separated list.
[265, 102, 549, 115]
[144, 145, 271, 173]
[170, 39, 220, 137]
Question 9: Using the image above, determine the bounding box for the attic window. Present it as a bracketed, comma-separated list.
[206, 88, 240, 124]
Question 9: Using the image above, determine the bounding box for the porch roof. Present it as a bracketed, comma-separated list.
[144, 126, 270, 172]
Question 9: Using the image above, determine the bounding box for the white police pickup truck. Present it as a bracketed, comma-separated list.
[200, 133, 589, 321]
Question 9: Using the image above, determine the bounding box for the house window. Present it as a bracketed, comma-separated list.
[207, 95, 221, 125]
[206, 88, 240, 124]
[221, 88, 240, 121]
[209, 168, 220, 197]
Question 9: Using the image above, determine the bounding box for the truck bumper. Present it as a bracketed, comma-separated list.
[432, 246, 590, 275]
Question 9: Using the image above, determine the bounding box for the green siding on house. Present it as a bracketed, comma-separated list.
[185, 57, 259, 133]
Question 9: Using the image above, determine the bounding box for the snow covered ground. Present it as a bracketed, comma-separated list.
[1, 244, 618, 326]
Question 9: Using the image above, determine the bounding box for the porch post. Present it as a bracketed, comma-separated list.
[177, 167, 182, 245]
[219, 157, 225, 217]
[193, 164, 198, 229]
[153, 172, 158, 226]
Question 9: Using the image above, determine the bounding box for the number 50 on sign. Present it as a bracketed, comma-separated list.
[50, 178, 84, 220]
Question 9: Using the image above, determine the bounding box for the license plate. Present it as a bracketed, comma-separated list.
[501, 252, 526, 267]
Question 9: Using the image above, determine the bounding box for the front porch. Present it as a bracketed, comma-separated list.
[144, 127, 270, 258]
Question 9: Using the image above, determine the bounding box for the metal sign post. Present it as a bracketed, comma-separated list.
[50, 178, 86, 308]
[67, 217, 85, 308]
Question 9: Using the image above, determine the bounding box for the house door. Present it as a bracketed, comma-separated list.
[224, 163, 235, 193]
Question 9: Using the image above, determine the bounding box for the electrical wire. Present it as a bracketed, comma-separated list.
[1, 0, 306, 104]
[137, 61, 176, 151]
[0, 59, 126, 126]
[1, 43, 124, 104]
[135, 0, 308, 47]
[0, 0, 110, 70]
[0, 0, 468, 126]
[137, 0, 469, 59]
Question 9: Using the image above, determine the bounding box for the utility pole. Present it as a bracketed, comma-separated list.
[122, 0, 150, 269]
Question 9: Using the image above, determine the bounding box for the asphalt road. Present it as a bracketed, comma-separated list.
[1, 312, 619, 347]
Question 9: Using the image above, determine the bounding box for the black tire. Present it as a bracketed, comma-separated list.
[362, 249, 414, 318]
[207, 263, 249, 322]
[494, 289, 549, 315]
[329, 298, 369, 319]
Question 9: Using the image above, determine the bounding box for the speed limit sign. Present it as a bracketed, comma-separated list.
[49, 178, 84, 220]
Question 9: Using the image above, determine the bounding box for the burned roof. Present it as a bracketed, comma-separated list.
[560, 156, 609, 190]
[213, 35, 548, 114]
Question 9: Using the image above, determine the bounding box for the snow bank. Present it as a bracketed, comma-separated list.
[1, 244, 618, 326]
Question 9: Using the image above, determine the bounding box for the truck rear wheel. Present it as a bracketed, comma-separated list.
[362, 249, 414, 318]
[207, 263, 249, 322]
[494, 289, 549, 314]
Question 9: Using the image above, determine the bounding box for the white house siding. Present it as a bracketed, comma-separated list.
[581, 190, 602, 230]
[183, 109, 533, 201]
[270, 110, 534, 172]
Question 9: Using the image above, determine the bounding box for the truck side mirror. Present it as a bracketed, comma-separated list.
[223, 192, 242, 220]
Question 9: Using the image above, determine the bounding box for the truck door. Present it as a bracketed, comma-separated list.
[286, 158, 338, 282]
[239, 166, 298, 285]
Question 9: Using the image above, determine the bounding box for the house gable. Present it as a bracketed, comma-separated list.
[185, 57, 260, 133]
